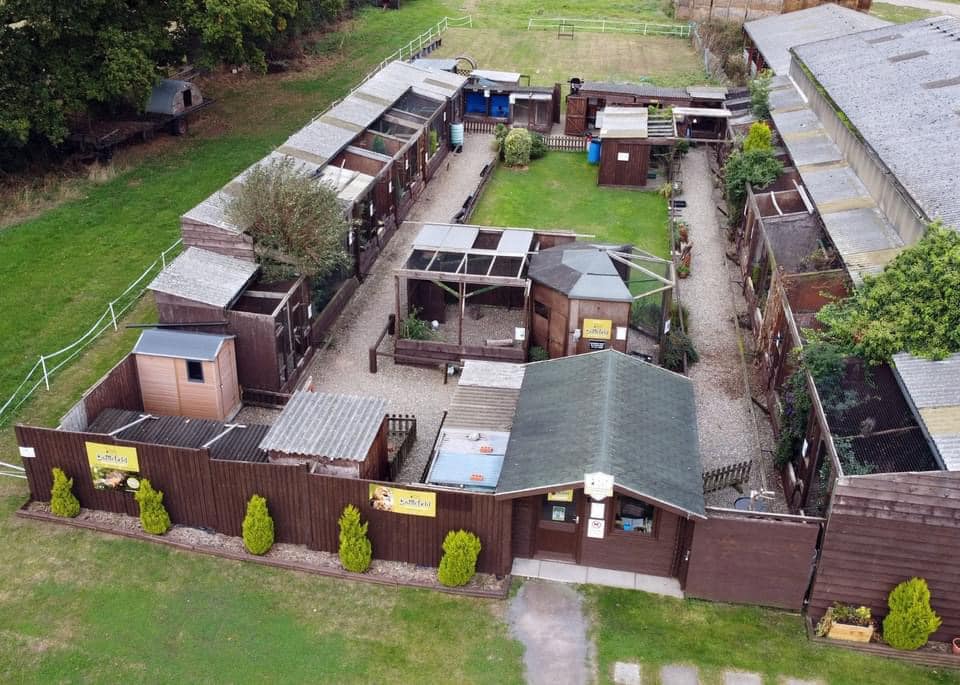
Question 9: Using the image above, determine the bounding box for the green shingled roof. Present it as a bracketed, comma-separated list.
[497, 349, 705, 518]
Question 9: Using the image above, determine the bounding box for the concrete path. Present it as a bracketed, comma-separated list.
[508, 580, 592, 685]
[512, 558, 684, 597]
[612, 662, 825, 684]
[877, 0, 960, 16]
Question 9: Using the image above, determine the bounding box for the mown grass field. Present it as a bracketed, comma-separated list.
[870, 2, 935, 23]
[471, 152, 671, 258]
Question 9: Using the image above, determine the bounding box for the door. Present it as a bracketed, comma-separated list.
[547, 310, 568, 358]
[534, 492, 581, 562]
[565, 95, 587, 135]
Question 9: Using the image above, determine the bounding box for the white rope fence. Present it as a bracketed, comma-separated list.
[0, 239, 182, 426]
[527, 17, 692, 38]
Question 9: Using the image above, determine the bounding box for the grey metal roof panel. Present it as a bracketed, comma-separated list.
[568, 274, 633, 301]
[133, 329, 229, 361]
[893, 353, 960, 407]
[498, 350, 704, 516]
[259, 391, 386, 460]
[801, 165, 873, 207]
[496, 229, 535, 254]
[821, 207, 904, 254]
[326, 97, 385, 129]
[581, 81, 689, 100]
[182, 190, 237, 232]
[459, 361, 526, 390]
[744, 4, 891, 74]
[148, 247, 258, 309]
[793, 17, 960, 228]
[685, 85, 728, 100]
[413, 223, 479, 251]
[410, 57, 458, 72]
[284, 119, 357, 164]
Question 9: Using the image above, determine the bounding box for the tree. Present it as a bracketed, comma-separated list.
[503, 128, 532, 167]
[227, 156, 351, 280]
[437, 530, 482, 587]
[338, 504, 372, 573]
[242, 494, 275, 554]
[742, 122, 773, 153]
[883, 578, 941, 650]
[723, 147, 783, 220]
[749, 70, 773, 119]
[814, 223, 960, 363]
[50, 468, 80, 518]
[134, 478, 171, 535]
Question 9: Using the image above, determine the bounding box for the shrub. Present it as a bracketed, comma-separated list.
[503, 128, 532, 167]
[662, 329, 699, 371]
[493, 123, 509, 159]
[134, 479, 171, 535]
[528, 345, 549, 362]
[749, 70, 773, 120]
[242, 494, 274, 555]
[338, 504, 372, 573]
[529, 132, 548, 160]
[723, 147, 783, 222]
[883, 578, 941, 650]
[742, 122, 773, 153]
[399, 306, 434, 340]
[50, 467, 80, 518]
[437, 530, 482, 587]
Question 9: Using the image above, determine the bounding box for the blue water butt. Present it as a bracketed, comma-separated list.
[450, 122, 464, 147]
[587, 138, 601, 165]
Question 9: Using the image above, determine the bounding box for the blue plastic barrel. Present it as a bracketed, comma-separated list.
[587, 138, 601, 165]
[450, 122, 464, 146]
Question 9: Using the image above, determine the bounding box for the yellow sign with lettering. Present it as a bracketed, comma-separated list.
[583, 318, 613, 340]
[369, 484, 437, 518]
[86, 442, 141, 491]
[547, 489, 574, 502]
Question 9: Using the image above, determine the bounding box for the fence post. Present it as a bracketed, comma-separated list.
[40, 355, 49, 391]
[108, 301, 118, 331]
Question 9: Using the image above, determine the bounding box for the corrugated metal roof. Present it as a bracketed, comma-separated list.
[413, 223, 479, 250]
[893, 352, 960, 470]
[744, 4, 890, 75]
[148, 247, 258, 309]
[145, 79, 196, 115]
[529, 243, 633, 302]
[87, 408, 269, 462]
[793, 17, 960, 229]
[498, 350, 705, 517]
[133, 329, 229, 361]
[459, 360, 526, 390]
[410, 57, 458, 73]
[471, 69, 522, 84]
[581, 81, 689, 100]
[599, 106, 648, 139]
[259, 391, 386, 460]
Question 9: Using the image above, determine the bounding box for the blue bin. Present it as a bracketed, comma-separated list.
[587, 139, 601, 165]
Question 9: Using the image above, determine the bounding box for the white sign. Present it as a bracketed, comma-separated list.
[615, 326, 627, 341]
[617, 152, 630, 162]
[307, 304, 314, 319]
[514, 327, 526, 341]
[664, 318, 671, 334]
[802, 438, 809, 458]
[587, 518, 605, 539]
[584, 471, 614, 500]
[18, 446, 35, 459]
[590, 501, 606, 519]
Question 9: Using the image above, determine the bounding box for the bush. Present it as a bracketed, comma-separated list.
[528, 345, 549, 362]
[399, 306, 434, 340]
[504, 128, 532, 167]
[723, 147, 783, 221]
[749, 70, 773, 120]
[50, 467, 80, 518]
[437, 530, 482, 587]
[530, 132, 548, 160]
[135, 479, 171, 535]
[883, 578, 941, 650]
[242, 494, 274, 555]
[742, 122, 773, 153]
[662, 330, 699, 372]
[338, 504, 372, 573]
[493, 123, 509, 160]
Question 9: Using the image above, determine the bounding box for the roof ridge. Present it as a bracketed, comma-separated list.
[595, 351, 616, 474]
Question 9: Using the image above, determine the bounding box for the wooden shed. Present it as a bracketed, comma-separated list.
[133, 329, 240, 421]
[462, 70, 560, 133]
[259, 391, 389, 479]
[596, 106, 676, 188]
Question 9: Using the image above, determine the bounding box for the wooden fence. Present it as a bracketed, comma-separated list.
[387, 414, 417, 480]
[16, 424, 513, 575]
[463, 119, 499, 134]
[457, 160, 497, 223]
[544, 135, 587, 152]
[702, 460, 752, 493]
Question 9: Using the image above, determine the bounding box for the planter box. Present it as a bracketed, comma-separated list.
[827, 622, 874, 643]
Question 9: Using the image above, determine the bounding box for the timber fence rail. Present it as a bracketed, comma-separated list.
[527, 17, 692, 38]
[702, 460, 752, 493]
[0, 239, 183, 426]
[387, 413, 417, 480]
[544, 135, 587, 151]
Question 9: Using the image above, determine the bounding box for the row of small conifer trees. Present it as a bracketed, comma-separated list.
[49, 468, 481, 587]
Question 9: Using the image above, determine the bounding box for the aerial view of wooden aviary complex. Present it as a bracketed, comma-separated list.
[1, 1, 959, 683]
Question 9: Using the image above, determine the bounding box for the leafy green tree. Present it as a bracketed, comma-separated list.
[50, 468, 80, 518]
[242, 494, 275, 554]
[742, 122, 772, 153]
[814, 223, 960, 363]
[437, 530, 481, 587]
[227, 156, 351, 280]
[723, 147, 783, 221]
[338, 504, 372, 573]
[883, 578, 941, 650]
[135, 478, 172, 535]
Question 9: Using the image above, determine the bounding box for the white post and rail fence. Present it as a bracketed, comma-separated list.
[526, 17, 692, 38]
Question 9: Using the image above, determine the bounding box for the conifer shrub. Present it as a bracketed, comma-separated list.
[503, 128, 532, 167]
[742, 122, 773, 153]
[883, 577, 941, 650]
[134, 478, 171, 535]
[338, 504, 372, 573]
[50, 467, 80, 518]
[529, 132, 548, 160]
[242, 494, 274, 555]
[437, 530, 482, 587]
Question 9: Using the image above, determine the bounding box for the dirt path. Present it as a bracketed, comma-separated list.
[301, 134, 495, 482]
[508, 581, 592, 685]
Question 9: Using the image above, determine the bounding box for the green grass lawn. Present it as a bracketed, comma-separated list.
[470, 152, 670, 258]
[588, 587, 960, 685]
[870, 2, 936, 22]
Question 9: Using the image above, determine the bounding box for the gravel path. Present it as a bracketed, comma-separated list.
[300, 134, 496, 483]
[674, 148, 781, 510]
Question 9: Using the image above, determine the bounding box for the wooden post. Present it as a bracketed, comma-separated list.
[458, 281, 465, 345]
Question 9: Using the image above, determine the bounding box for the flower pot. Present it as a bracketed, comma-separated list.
[952, 637, 960, 656]
[678, 226, 689, 243]
[827, 622, 874, 643]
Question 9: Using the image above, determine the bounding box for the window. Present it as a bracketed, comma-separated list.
[186, 360, 204, 383]
[534, 300, 549, 319]
[614, 496, 654, 534]
[541, 496, 576, 523]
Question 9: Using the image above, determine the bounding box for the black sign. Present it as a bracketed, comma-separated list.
[587, 341, 606, 350]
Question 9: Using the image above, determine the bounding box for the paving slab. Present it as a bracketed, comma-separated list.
[635, 573, 684, 598]
[782, 679, 825, 685]
[586, 566, 635, 589]
[724, 672, 762, 685]
[613, 661, 642, 685]
[508, 580, 590, 685]
[511, 557, 541, 578]
[537, 560, 588, 584]
[660, 664, 700, 685]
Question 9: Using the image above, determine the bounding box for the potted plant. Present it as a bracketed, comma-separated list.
[677, 222, 689, 244]
[815, 603, 874, 643]
[677, 263, 690, 279]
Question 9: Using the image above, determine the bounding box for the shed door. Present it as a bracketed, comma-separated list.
[565, 96, 587, 135]
[535, 492, 581, 562]
[547, 309, 567, 358]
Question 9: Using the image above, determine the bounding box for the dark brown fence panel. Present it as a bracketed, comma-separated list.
[130, 441, 216, 529]
[684, 511, 822, 610]
[83, 355, 143, 421]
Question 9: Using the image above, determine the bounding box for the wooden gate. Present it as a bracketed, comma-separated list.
[565, 96, 587, 135]
[682, 509, 823, 610]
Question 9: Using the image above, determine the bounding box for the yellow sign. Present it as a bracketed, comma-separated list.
[86, 442, 141, 491]
[582, 318, 613, 340]
[369, 484, 436, 518]
[547, 489, 574, 502]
